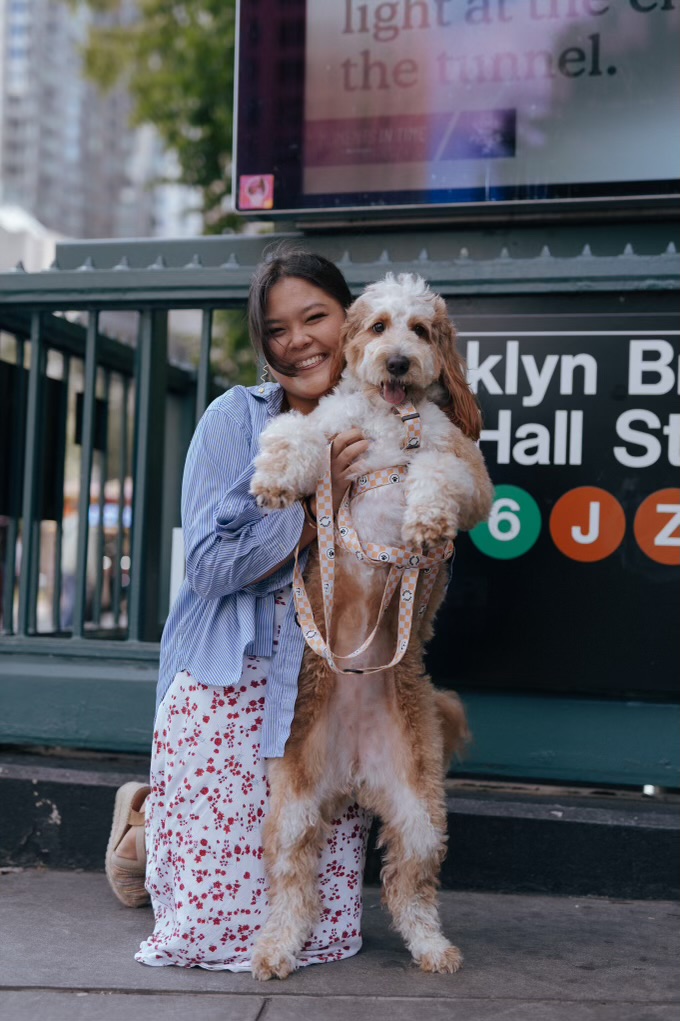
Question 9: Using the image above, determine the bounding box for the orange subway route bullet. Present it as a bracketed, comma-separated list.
[634, 489, 680, 566]
[550, 487, 626, 563]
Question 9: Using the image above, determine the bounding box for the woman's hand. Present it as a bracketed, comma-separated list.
[328, 429, 369, 514]
[307, 429, 369, 520]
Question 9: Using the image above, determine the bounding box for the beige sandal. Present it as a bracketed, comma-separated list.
[105, 781, 151, 908]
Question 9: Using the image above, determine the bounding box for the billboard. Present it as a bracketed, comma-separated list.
[234, 0, 680, 217]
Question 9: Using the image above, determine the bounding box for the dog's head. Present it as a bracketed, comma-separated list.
[336, 273, 481, 440]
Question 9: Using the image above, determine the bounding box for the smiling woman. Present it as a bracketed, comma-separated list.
[104, 244, 376, 977]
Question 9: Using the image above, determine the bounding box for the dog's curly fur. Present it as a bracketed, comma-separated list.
[249, 273, 493, 980]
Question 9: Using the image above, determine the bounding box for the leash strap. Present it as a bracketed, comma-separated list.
[351, 465, 408, 497]
[292, 402, 453, 675]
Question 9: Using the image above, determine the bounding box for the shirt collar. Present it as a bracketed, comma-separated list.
[250, 381, 285, 416]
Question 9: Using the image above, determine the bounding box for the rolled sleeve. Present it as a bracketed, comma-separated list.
[215, 474, 307, 596]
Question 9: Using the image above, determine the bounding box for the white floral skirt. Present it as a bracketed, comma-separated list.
[136, 589, 372, 972]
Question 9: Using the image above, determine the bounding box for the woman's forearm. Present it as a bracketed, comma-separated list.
[247, 510, 317, 585]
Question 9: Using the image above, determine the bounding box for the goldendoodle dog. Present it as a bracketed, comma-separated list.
[249, 272, 493, 980]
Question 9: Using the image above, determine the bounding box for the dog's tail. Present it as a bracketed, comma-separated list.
[433, 689, 471, 769]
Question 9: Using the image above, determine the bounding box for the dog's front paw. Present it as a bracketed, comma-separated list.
[418, 943, 463, 974]
[250, 473, 298, 510]
[251, 944, 297, 981]
[402, 506, 458, 549]
[250, 448, 299, 509]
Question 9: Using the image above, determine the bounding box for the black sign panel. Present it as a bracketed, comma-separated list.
[427, 294, 679, 700]
[0, 362, 66, 522]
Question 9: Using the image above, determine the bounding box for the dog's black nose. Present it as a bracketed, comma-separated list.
[387, 355, 410, 377]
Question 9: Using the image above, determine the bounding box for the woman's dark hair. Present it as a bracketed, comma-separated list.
[247, 243, 353, 376]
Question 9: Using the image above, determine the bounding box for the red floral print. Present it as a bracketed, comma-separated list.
[136, 588, 371, 972]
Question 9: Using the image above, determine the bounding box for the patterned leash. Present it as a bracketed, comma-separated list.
[292, 403, 454, 675]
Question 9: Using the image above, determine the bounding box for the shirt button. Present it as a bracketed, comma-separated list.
[258, 386, 265, 393]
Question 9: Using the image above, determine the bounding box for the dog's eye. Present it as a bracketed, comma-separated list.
[412, 324, 428, 338]
[372, 321, 385, 334]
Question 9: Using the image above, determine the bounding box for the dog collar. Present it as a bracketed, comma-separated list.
[392, 401, 421, 449]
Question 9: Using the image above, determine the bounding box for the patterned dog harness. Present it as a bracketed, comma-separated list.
[292, 403, 454, 675]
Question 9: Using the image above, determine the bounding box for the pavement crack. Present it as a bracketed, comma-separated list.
[0, 987, 678, 1005]
[252, 998, 271, 1021]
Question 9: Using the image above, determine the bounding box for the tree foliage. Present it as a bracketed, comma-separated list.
[77, 1, 259, 383]
[79, 0, 236, 230]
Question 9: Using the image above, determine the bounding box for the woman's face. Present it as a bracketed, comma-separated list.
[265, 276, 346, 414]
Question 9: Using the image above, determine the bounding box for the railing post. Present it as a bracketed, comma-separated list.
[195, 307, 213, 424]
[92, 369, 111, 626]
[72, 312, 99, 637]
[127, 309, 168, 642]
[2, 338, 27, 635]
[17, 314, 46, 635]
[51, 353, 70, 631]
[112, 375, 130, 627]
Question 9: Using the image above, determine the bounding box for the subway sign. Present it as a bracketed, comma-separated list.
[427, 304, 679, 701]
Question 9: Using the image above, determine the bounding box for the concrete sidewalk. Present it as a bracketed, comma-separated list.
[0, 870, 678, 1020]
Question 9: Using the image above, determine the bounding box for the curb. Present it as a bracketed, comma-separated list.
[1, 750, 678, 899]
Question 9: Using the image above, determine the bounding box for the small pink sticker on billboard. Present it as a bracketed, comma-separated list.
[239, 174, 274, 210]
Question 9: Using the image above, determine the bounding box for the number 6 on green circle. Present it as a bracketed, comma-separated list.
[469, 485, 542, 560]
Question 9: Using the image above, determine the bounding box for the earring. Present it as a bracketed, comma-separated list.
[260, 363, 270, 385]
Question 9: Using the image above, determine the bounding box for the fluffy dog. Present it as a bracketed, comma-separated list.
[249, 273, 493, 980]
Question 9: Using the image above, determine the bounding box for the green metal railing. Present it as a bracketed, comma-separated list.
[0, 227, 678, 787]
[0, 306, 206, 642]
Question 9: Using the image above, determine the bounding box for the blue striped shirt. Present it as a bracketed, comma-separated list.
[157, 382, 309, 758]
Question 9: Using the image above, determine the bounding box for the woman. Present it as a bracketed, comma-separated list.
[106, 247, 371, 971]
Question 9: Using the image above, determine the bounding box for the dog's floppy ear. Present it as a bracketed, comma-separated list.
[327, 303, 354, 388]
[431, 296, 482, 441]
[330, 296, 367, 383]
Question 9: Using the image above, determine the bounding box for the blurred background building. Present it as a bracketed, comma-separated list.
[0, 0, 201, 268]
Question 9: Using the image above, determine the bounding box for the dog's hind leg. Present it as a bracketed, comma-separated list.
[251, 761, 325, 981]
[368, 671, 462, 974]
[378, 783, 462, 974]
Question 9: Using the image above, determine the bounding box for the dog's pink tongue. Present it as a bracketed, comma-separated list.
[383, 380, 406, 406]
